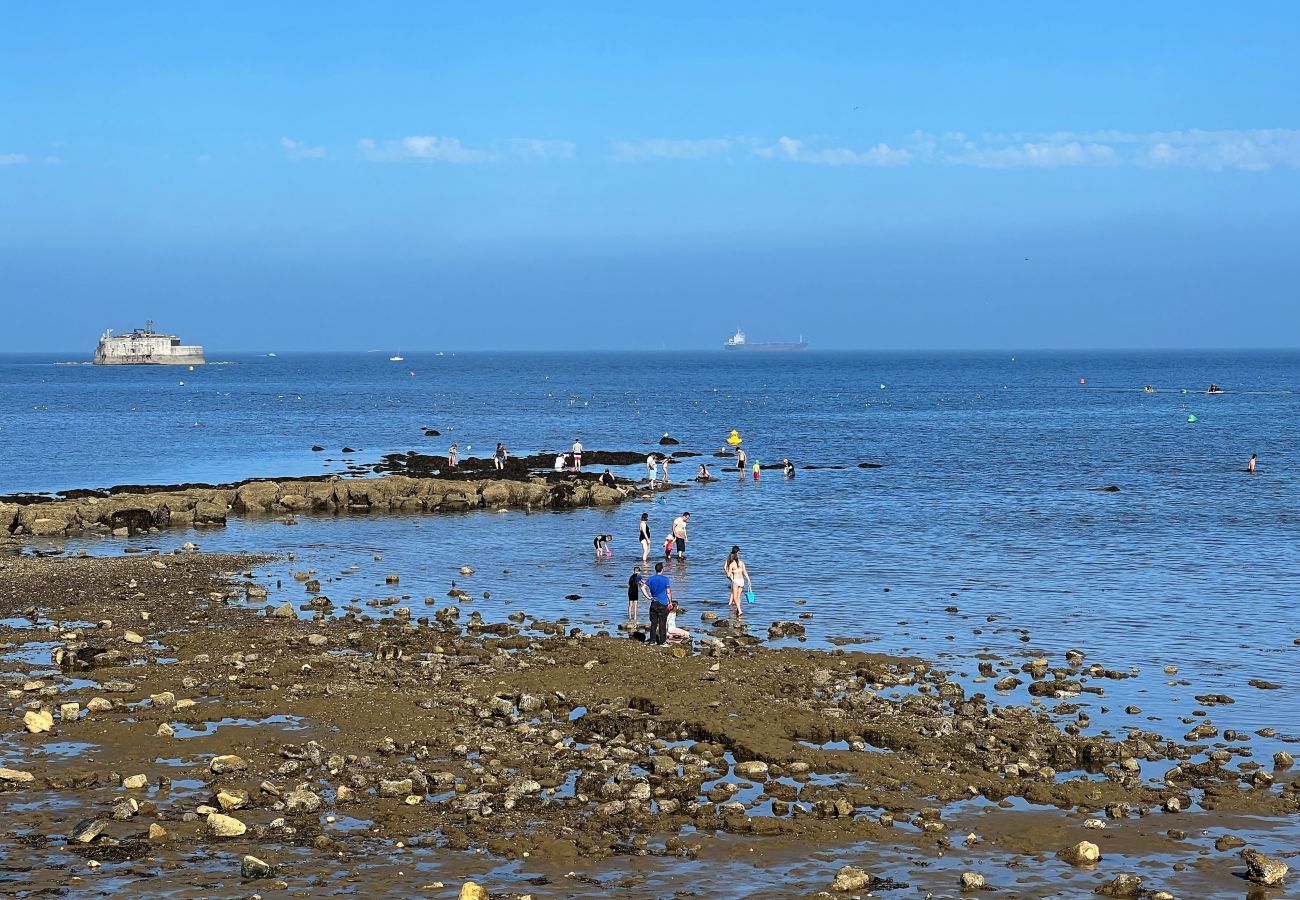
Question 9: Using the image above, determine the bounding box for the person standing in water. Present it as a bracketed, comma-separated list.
[494, 442, 508, 470]
[672, 511, 690, 558]
[736, 445, 748, 477]
[724, 545, 752, 617]
[1247, 453, 1258, 474]
[627, 565, 644, 625]
[638, 512, 651, 563]
[782, 458, 795, 478]
[752, 460, 761, 480]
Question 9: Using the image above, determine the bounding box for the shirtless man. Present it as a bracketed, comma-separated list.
[671, 511, 690, 558]
[1247, 453, 1257, 474]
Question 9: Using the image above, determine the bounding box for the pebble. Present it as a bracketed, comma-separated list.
[123, 630, 144, 644]
[959, 871, 986, 890]
[148, 823, 167, 839]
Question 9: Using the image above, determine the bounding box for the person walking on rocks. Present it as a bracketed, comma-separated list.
[645, 562, 673, 645]
[448, 443, 459, 468]
[638, 512, 651, 563]
[646, 453, 658, 487]
[571, 438, 583, 472]
[672, 511, 690, 558]
[661, 456, 671, 483]
[494, 442, 508, 471]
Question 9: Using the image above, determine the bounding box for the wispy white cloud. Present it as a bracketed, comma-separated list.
[0, 153, 29, 166]
[754, 136, 911, 167]
[359, 135, 575, 163]
[604, 128, 1300, 171]
[609, 138, 733, 162]
[281, 137, 327, 161]
[918, 128, 1300, 170]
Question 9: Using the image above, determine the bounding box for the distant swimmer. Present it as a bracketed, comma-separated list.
[1247, 453, 1257, 474]
[1143, 385, 1155, 393]
[1208, 383, 1223, 394]
[782, 458, 795, 478]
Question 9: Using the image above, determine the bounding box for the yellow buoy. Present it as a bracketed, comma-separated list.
[726, 429, 742, 446]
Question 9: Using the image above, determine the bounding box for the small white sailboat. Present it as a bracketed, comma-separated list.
[389, 348, 404, 361]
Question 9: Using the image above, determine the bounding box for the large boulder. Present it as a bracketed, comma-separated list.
[194, 500, 228, 525]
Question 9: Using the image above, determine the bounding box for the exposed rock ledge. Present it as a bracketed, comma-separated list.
[0, 475, 630, 540]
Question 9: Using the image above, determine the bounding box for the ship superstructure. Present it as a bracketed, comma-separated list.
[93, 321, 206, 365]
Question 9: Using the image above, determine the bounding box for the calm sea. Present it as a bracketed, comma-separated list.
[4, 349, 1299, 753]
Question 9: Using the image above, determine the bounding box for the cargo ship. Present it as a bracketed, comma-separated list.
[93, 321, 206, 365]
[722, 329, 807, 351]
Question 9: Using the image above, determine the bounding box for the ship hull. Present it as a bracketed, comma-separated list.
[723, 343, 807, 351]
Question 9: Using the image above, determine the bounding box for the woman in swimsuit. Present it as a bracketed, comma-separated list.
[638, 512, 651, 563]
[724, 545, 751, 616]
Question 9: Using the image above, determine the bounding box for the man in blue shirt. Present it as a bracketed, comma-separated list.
[644, 561, 673, 645]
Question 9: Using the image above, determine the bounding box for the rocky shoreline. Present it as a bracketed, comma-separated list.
[0, 467, 640, 543]
[0, 552, 1293, 896]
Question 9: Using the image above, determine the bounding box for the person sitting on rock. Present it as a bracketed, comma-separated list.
[554, 452, 566, 472]
[665, 601, 690, 643]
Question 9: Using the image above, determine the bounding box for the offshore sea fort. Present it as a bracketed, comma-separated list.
[93, 321, 206, 366]
[0, 350, 1296, 897]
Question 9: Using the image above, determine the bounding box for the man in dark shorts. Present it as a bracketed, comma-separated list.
[645, 562, 673, 645]
[671, 511, 690, 558]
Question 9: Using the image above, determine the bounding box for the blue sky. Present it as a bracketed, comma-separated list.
[2, 3, 1298, 351]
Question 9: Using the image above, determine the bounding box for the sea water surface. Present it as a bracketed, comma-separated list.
[3, 349, 1299, 895]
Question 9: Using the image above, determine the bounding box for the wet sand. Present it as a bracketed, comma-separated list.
[0, 552, 1295, 898]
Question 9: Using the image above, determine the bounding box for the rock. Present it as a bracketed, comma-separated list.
[459, 566, 475, 576]
[658, 434, 680, 445]
[1095, 873, 1143, 897]
[68, 818, 107, 843]
[157, 722, 175, 737]
[123, 630, 144, 644]
[210, 755, 248, 774]
[87, 697, 113, 713]
[59, 702, 79, 720]
[379, 778, 414, 797]
[960, 871, 986, 890]
[217, 788, 249, 810]
[285, 787, 322, 813]
[101, 679, 135, 693]
[831, 865, 873, 892]
[1241, 848, 1288, 886]
[241, 855, 274, 879]
[1059, 840, 1100, 866]
[207, 812, 247, 837]
[1274, 751, 1294, 770]
[122, 774, 148, 789]
[148, 823, 167, 840]
[734, 760, 769, 780]
[1215, 834, 1247, 852]
[23, 709, 53, 733]
[0, 768, 35, 783]
[270, 603, 297, 619]
[459, 883, 489, 900]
